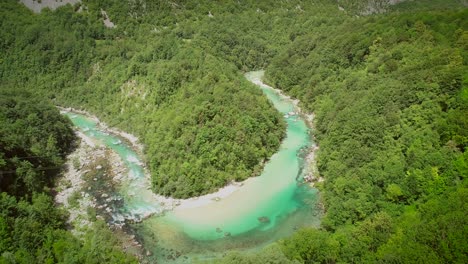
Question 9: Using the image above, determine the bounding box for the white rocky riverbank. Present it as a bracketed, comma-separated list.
[246, 71, 323, 186]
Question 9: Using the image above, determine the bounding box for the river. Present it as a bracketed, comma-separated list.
[63, 71, 321, 263]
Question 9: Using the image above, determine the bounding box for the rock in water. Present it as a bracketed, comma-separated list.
[258, 216, 270, 223]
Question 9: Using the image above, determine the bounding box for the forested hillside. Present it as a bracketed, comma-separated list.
[1, 0, 467, 263]
[267, 6, 468, 229]
[0, 91, 137, 263]
[0, 90, 75, 196]
[260, 3, 468, 264]
[0, 0, 287, 198]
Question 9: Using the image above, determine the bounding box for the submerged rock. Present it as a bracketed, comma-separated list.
[258, 216, 270, 223]
[224, 232, 231, 237]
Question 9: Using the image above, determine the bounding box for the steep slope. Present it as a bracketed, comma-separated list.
[262, 4, 468, 263]
[0, 90, 138, 263]
[0, 0, 287, 198]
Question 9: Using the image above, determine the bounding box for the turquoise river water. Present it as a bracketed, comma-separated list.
[63, 71, 321, 262]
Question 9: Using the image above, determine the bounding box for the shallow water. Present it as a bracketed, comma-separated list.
[63, 71, 321, 262]
[63, 113, 164, 224]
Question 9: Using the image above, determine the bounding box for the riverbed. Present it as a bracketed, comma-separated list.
[63, 71, 321, 262]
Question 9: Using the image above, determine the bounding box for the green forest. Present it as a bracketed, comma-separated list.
[1, 0, 467, 263]
[0, 90, 138, 262]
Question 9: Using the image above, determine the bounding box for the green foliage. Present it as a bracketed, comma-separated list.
[0, 0, 288, 198]
[0, 90, 75, 197]
[280, 228, 338, 263]
[263, 3, 468, 263]
[267, 6, 468, 227]
[0, 192, 137, 263]
[377, 186, 468, 263]
[67, 190, 81, 209]
[1, 0, 467, 262]
[208, 244, 298, 264]
[0, 89, 135, 263]
[336, 0, 465, 15]
[79, 221, 138, 264]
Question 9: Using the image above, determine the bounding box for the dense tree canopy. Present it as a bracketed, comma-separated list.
[0, 90, 75, 197]
[260, 2, 468, 263]
[0, 0, 288, 198]
[1, 0, 467, 263]
[0, 91, 137, 263]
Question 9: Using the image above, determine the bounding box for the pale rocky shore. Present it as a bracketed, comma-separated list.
[55, 128, 148, 259]
[55, 129, 127, 232]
